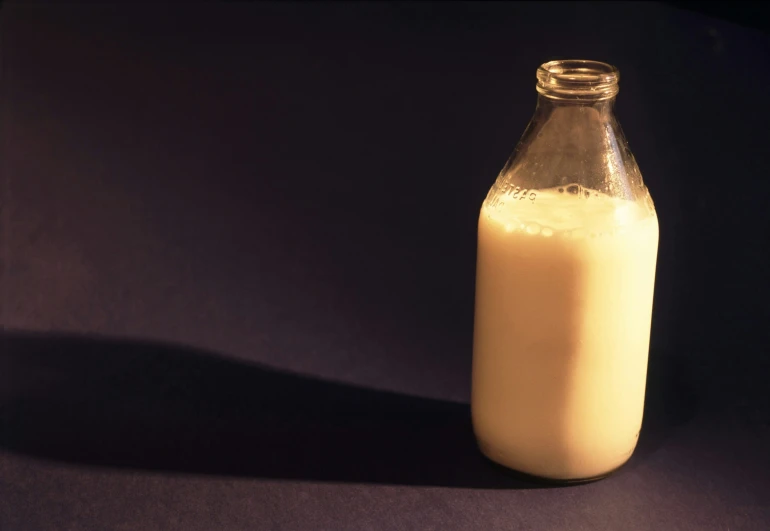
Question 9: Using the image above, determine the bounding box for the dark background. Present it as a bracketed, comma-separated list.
[1, 1, 768, 530]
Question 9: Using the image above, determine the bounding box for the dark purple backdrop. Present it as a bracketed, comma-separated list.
[1, 2, 768, 530]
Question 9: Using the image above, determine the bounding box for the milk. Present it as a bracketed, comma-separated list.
[472, 186, 659, 480]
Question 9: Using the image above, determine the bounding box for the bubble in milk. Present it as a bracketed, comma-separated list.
[566, 184, 580, 195]
[542, 227, 554, 237]
[526, 223, 541, 235]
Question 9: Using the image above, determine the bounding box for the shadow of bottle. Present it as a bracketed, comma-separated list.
[0, 332, 695, 487]
[0, 331, 543, 489]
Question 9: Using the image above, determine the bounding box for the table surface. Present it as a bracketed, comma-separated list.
[1, 2, 769, 530]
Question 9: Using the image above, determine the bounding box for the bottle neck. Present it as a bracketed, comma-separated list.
[489, 59, 649, 204]
[534, 94, 616, 115]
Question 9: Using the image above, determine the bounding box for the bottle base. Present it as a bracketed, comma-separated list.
[478, 442, 625, 486]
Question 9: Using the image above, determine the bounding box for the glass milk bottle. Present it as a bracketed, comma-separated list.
[472, 60, 659, 482]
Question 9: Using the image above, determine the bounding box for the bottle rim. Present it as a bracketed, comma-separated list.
[536, 60, 620, 101]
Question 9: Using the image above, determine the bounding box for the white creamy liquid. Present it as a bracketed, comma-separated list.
[472, 186, 659, 480]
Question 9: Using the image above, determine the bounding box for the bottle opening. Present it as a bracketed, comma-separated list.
[536, 60, 619, 101]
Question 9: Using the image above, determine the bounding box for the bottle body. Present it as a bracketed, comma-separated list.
[471, 61, 659, 482]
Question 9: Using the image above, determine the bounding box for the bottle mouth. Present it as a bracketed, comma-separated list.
[536, 60, 619, 101]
